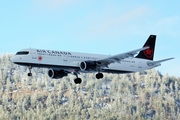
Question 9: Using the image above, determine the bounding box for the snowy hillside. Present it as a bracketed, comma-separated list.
[0, 54, 179, 120]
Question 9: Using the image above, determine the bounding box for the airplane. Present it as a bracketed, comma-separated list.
[11, 35, 174, 84]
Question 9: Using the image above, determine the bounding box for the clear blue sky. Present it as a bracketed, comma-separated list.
[0, 1, 179, 77]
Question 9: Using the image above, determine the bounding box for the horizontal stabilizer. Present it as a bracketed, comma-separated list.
[147, 58, 174, 66]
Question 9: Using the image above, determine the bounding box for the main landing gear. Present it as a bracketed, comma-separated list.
[73, 72, 103, 84]
[74, 78, 82, 84]
[27, 66, 32, 77]
[73, 73, 82, 84]
[96, 73, 103, 79]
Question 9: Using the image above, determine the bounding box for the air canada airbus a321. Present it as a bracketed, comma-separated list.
[11, 35, 174, 84]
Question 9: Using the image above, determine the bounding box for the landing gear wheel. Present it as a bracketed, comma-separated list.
[96, 74, 100, 79]
[28, 73, 32, 76]
[27, 65, 32, 77]
[96, 73, 103, 79]
[74, 78, 82, 84]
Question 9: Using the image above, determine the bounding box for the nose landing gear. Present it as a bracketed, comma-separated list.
[27, 66, 32, 77]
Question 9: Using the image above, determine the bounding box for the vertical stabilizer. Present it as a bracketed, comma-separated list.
[136, 35, 156, 60]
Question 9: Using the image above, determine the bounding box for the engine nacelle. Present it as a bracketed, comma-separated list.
[79, 61, 97, 71]
[48, 69, 68, 79]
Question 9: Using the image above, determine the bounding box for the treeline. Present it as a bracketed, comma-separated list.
[0, 54, 180, 120]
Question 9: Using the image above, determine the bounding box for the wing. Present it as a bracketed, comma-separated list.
[96, 47, 149, 68]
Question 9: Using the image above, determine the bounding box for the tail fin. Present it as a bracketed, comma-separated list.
[136, 35, 156, 60]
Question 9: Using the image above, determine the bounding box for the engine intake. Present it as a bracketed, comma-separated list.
[48, 69, 67, 79]
[79, 61, 97, 71]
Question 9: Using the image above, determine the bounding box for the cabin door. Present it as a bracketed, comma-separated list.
[138, 62, 142, 68]
[63, 55, 68, 63]
[32, 49, 37, 60]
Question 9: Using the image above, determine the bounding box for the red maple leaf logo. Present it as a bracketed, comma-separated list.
[144, 46, 153, 58]
[38, 56, 43, 61]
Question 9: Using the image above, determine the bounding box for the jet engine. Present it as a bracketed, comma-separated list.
[48, 69, 68, 79]
[79, 61, 97, 71]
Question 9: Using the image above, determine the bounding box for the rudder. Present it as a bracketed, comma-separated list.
[136, 35, 156, 60]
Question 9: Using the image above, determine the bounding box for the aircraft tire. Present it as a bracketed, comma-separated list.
[28, 73, 32, 76]
[96, 73, 103, 79]
[74, 78, 82, 84]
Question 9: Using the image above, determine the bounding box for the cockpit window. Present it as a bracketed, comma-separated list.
[16, 51, 29, 55]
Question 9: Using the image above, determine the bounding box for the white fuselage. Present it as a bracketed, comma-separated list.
[11, 48, 156, 74]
